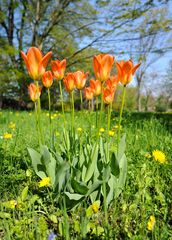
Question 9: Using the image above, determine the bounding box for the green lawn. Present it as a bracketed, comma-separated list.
[0, 110, 172, 239]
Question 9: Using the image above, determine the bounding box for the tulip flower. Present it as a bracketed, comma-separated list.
[116, 59, 141, 86]
[106, 75, 118, 91]
[21, 47, 52, 81]
[103, 88, 114, 105]
[63, 73, 76, 92]
[93, 54, 114, 82]
[28, 83, 41, 102]
[74, 70, 88, 90]
[42, 71, 53, 88]
[90, 79, 102, 97]
[84, 87, 94, 101]
[51, 59, 66, 81]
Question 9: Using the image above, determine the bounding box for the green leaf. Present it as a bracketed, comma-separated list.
[64, 192, 84, 201]
[84, 143, 98, 183]
[117, 134, 126, 160]
[0, 212, 11, 219]
[54, 162, 70, 192]
[21, 186, 28, 202]
[28, 148, 46, 179]
[71, 179, 89, 195]
[110, 152, 120, 177]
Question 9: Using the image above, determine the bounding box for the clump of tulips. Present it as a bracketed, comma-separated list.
[21, 46, 140, 237]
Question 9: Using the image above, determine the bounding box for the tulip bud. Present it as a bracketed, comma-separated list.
[42, 71, 53, 88]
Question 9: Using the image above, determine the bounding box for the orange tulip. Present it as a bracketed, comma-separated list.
[28, 83, 41, 102]
[103, 88, 114, 104]
[90, 79, 102, 97]
[74, 71, 88, 90]
[42, 71, 53, 88]
[93, 54, 114, 82]
[51, 59, 66, 81]
[21, 47, 52, 81]
[63, 73, 76, 92]
[116, 59, 141, 86]
[84, 87, 94, 100]
[106, 75, 118, 91]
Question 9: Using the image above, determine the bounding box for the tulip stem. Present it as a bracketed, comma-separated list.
[70, 91, 75, 133]
[96, 96, 98, 127]
[47, 88, 52, 147]
[36, 81, 44, 145]
[88, 100, 91, 111]
[80, 90, 83, 110]
[107, 102, 112, 133]
[59, 81, 65, 124]
[34, 101, 41, 147]
[117, 85, 126, 149]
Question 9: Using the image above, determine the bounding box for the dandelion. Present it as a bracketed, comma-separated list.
[55, 131, 60, 137]
[77, 127, 82, 132]
[99, 128, 105, 133]
[8, 122, 16, 129]
[51, 116, 54, 120]
[91, 202, 100, 213]
[152, 150, 166, 164]
[147, 215, 156, 231]
[29, 112, 32, 116]
[114, 124, 122, 129]
[39, 177, 50, 188]
[109, 130, 115, 137]
[3, 133, 12, 139]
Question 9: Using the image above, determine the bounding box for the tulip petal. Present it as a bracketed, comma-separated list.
[93, 56, 101, 79]
[21, 51, 30, 72]
[132, 62, 141, 74]
[27, 47, 43, 68]
[41, 51, 52, 69]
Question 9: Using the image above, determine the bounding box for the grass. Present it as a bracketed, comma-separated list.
[0, 110, 172, 239]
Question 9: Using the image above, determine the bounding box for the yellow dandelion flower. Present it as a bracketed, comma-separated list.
[108, 130, 115, 137]
[53, 113, 57, 117]
[152, 150, 166, 164]
[29, 112, 32, 116]
[39, 177, 50, 187]
[114, 125, 122, 129]
[46, 113, 49, 117]
[3, 133, 13, 139]
[8, 122, 16, 129]
[99, 128, 105, 133]
[55, 131, 60, 137]
[91, 200, 100, 213]
[9, 200, 17, 209]
[51, 116, 54, 120]
[147, 215, 156, 231]
[77, 127, 82, 132]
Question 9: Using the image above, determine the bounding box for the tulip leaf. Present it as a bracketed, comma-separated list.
[71, 179, 89, 195]
[84, 143, 98, 183]
[110, 152, 120, 177]
[28, 148, 46, 179]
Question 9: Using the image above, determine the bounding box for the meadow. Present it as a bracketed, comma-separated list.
[0, 110, 171, 239]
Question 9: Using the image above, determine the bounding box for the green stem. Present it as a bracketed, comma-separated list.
[59, 81, 65, 123]
[80, 90, 83, 110]
[107, 102, 112, 132]
[47, 88, 52, 147]
[34, 101, 41, 146]
[35, 81, 44, 145]
[70, 91, 75, 133]
[117, 85, 126, 149]
[96, 96, 98, 128]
